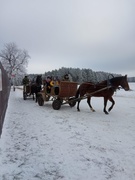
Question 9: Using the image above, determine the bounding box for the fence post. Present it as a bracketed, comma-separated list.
[0, 62, 11, 137]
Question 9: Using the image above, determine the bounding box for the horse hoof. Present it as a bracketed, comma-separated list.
[90, 108, 95, 112]
[108, 108, 112, 112]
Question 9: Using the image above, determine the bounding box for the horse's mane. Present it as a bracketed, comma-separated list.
[83, 75, 124, 86]
[110, 76, 123, 82]
[99, 75, 123, 84]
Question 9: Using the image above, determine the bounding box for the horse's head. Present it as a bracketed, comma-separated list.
[110, 75, 130, 91]
[120, 75, 130, 91]
[36, 75, 42, 85]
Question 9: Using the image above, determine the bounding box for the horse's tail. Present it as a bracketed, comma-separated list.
[75, 86, 80, 99]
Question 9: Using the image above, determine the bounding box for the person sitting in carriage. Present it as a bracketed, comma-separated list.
[50, 76, 60, 95]
[62, 74, 70, 81]
[22, 75, 30, 92]
[46, 76, 52, 93]
[22, 75, 29, 85]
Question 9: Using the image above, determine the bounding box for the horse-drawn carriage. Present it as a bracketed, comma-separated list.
[37, 75, 130, 114]
[23, 75, 42, 101]
[22, 74, 129, 114]
[37, 81, 78, 110]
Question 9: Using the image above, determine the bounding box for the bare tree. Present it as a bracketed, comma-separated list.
[0, 42, 30, 79]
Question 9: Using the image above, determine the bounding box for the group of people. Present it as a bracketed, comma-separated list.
[22, 74, 71, 94]
[43, 76, 60, 94]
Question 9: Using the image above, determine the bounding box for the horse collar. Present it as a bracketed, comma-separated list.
[107, 79, 112, 87]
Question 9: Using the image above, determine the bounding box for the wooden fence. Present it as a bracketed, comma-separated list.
[0, 62, 10, 137]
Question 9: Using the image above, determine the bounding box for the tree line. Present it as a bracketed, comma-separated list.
[43, 67, 121, 84]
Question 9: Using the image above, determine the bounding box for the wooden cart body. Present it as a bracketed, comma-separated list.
[23, 85, 31, 100]
[37, 81, 78, 109]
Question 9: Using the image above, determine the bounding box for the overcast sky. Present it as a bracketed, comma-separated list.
[0, 0, 135, 76]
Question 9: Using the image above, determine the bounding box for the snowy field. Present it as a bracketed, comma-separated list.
[0, 83, 135, 180]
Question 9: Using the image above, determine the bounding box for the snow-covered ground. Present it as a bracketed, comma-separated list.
[0, 83, 135, 180]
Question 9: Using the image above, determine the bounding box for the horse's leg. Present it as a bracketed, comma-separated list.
[35, 93, 38, 103]
[87, 97, 95, 112]
[76, 88, 86, 112]
[33, 93, 35, 100]
[103, 98, 109, 114]
[31, 91, 35, 100]
[76, 88, 81, 111]
[35, 86, 41, 103]
[77, 100, 81, 111]
[108, 97, 115, 112]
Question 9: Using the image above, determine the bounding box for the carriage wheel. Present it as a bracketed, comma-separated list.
[68, 97, 76, 107]
[23, 91, 27, 100]
[37, 95, 44, 106]
[52, 99, 61, 110]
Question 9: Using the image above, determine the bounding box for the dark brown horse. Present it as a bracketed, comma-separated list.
[30, 75, 42, 102]
[75, 75, 130, 114]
